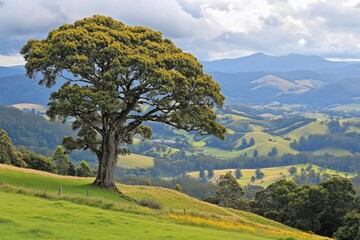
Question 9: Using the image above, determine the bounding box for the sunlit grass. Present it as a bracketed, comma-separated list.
[187, 164, 356, 187]
[117, 153, 154, 168]
[0, 164, 331, 239]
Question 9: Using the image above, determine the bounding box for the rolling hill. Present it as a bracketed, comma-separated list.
[200, 53, 360, 107]
[0, 164, 329, 240]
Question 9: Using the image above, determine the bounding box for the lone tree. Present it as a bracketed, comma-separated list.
[21, 16, 226, 191]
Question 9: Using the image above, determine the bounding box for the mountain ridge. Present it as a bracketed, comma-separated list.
[202, 52, 354, 73]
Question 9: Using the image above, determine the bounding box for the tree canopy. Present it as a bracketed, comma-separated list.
[21, 15, 226, 191]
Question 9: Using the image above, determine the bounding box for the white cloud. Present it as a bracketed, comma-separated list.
[0, 54, 25, 66]
[298, 38, 307, 46]
[2, 0, 360, 65]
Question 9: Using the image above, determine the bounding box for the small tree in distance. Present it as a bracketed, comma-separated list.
[255, 168, 265, 179]
[76, 161, 94, 177]
[288, 166, 297, 176]
[21, 15, 226, 191]
[175, 184, 182, 192]
[253, 149, 259, 158]
[235, 168, 243, 179]
[52, 145, 71, 175]
[199, 169, 206, 179]
[145, 179, 151, 186]
[267, 147, 278, 157]
[207, 167, 214, 179]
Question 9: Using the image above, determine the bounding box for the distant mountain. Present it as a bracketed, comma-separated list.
[210, 71, 360, 106]
[0, 65, 25, 78]
[299, 77, 360, 106]
[202, 53, 353, 73]
[0, 65, 64, 105]
[1, 54, 360, 108]
[201, 53, 360, 107]
[0, 74, 56, 105]
[251, 74, 325, 95]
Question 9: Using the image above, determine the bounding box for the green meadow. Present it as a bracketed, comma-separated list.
[0, 164, 329, 240]
[188, 164, 356, 188]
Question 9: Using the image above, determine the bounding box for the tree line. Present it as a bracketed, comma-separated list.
[142, 152, 360, 179]
[0, 129, 93, 177]
[291, 132, 360, 152]
[0, 105, 96, 162]
[205, 172, 360, 239]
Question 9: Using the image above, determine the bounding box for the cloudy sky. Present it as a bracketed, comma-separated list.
[1, 0, 360, 66]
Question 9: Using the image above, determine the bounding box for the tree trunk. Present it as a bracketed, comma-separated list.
[93, 133, 121, 192]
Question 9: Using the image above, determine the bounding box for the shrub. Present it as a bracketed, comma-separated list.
[76, 161, 93, 177]
[145, 179, 151, 186]
[175, 184, 182, 192]
[137, 198, 162, 209]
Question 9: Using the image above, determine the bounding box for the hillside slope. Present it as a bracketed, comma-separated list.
[0, 164, 329, 240]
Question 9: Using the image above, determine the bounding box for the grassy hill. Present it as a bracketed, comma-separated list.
[187, 164, 356, 188]
[286, 120, 328, 141]
[117, 154, 154, 168]
[125, 114, 358, 164]
[0, 164, 329, 240]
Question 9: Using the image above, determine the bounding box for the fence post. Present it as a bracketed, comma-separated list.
[59, 185, 62, 198]
[87, 189, 89, 197]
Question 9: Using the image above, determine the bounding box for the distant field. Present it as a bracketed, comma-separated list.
[117, 154, 154, 168]
[11, 103, 47, 113]
[0, 164, 328, 240]
[188, 164, 356, 188]
[222, 114, 252, 121]
[201, 147, 244, 159]
[112, 115, 360, 164]
[286, 120, 328, 141]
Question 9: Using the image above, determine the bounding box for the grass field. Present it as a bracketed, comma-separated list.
[0, 164, 329, 240]
[117, 154, 155, 168]
[187, 164, 356, 188]
[286, 120, 328, 141]
[1, 191, 279, 240]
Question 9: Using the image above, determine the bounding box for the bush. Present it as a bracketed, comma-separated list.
[145, 179, 151, 186]
[137, 198, 162, 209]
[76, 160, 94, 177]
[288, 166, 297, 175]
